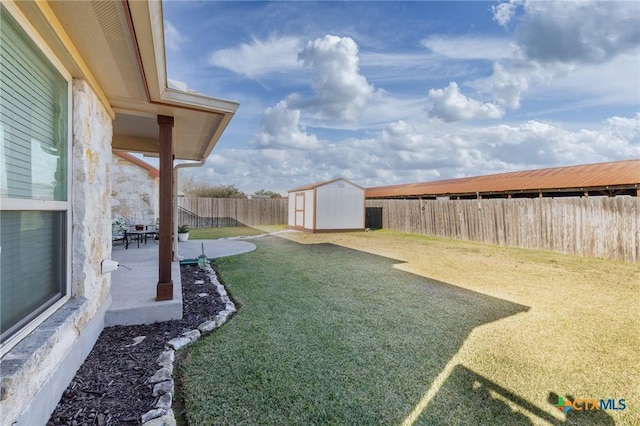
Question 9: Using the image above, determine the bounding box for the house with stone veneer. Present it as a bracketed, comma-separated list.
[112, 150, 160, 226]
[0, 1, 238, 424]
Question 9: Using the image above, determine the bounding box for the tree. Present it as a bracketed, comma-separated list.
[180, 176, 246, 198]
[253, 189, 282, 199]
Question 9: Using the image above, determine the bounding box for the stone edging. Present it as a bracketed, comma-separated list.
[139, 264, 236, 426]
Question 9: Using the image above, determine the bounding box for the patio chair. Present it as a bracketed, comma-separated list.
[112, 216, 130, 247]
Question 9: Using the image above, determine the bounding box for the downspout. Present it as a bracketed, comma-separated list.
[173, 160, 205, 260]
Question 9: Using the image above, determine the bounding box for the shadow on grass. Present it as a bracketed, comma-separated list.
[415, 365, 616, 425]
[185, 238, 537, 424]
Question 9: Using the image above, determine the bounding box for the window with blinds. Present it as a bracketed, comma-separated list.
[0, 4, 70, 346]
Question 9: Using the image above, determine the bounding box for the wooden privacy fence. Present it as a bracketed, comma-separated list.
[366, 197, 639, 263]
[178, 197, 287, 228]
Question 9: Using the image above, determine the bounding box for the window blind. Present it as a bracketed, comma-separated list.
[0, 4, 68, 201]
[0, 4, 69, 345]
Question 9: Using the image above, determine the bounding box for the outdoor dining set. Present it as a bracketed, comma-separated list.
[112, 220, 159, 249]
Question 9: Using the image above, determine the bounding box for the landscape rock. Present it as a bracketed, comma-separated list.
[155, 392, 173, 409]
[153, 380, 174, 397]
[141, 408, 166, 423]
[216, 315, 228, 327]
[181, 329, 201, 343]
[49, 264, 234, 425]
[148, 368, 172, 384]
[156, 350, 174, 369]
[198, 320, 217, 333]
[165, 336, 191, 351]
[142, 409, 176, 426]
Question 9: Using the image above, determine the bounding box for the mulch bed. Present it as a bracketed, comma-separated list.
[48, 264, 225, 425]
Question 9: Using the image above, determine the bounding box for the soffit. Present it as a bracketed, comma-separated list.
[23, 0, 238, 161]
[47, 0, 146, 102]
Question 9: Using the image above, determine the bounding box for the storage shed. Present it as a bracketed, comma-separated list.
[288, 178, 365, 232]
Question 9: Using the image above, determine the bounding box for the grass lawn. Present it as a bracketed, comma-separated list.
[188, 226, 268, 240]
[179, 230, 639, 425]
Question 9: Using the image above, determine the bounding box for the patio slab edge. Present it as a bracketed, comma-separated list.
[105, 261, 183, 327]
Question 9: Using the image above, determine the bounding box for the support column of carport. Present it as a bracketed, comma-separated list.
[157, 115, 174, 301]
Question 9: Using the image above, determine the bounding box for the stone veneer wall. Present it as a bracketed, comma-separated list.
[0, 79, 113, 425]
[71, 78, 112, 313]
[112, 155, 159, 226]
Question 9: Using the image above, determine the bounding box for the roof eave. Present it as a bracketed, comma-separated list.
[124, 0, 239, 161]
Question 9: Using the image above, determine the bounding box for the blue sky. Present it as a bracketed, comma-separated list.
[162, 0, 640, 194]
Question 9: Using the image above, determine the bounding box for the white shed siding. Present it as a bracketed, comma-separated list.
[316, 181, 364, 230]
[287, 194, 296, 227]
[303, 189, 314, 229]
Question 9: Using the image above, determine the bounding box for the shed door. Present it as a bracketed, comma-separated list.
[295, 193, 305, 227]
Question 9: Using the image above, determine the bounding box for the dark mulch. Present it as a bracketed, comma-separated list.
[48, 264, 225, 426]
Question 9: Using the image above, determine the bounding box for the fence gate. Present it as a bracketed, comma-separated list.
[365, 207, 383, 229]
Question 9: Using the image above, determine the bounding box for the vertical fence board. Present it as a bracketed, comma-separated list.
[366, 197, 639, 262]
[178, 197, 288, 228]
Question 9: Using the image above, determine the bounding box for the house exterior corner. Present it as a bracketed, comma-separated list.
[0, 5, 114, 419]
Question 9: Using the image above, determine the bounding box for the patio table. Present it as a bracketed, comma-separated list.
[124, 230, 159, 249]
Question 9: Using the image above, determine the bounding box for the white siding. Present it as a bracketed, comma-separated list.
[315, 181, 364, 230]
[303, 189, 314, 229]
[287, 194, 296, 227]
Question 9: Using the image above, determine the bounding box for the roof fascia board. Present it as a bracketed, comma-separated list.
[128, 0, 239, 115]
[126, 0, 238, 162]
[289, 177, 364, 193]
[12, 0, 115, 119]
[200, 113, 234, 160]
[147, 0, 165, 101]
[161, 88, 240, 114]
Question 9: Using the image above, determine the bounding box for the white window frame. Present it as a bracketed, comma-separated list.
[0, 2, 72, 357]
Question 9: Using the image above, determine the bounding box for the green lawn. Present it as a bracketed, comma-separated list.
[188, 226, 267, 240]
[179, 232, 639, 426]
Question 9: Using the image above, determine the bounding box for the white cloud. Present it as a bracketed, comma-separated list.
[472, 114, 640, 166]
[164, 20, 188, 52]
[208, 36, 303, 78]
[515, 0, 640, 64]
[421, 35, 514, 61]
[291, 35, 375, 121]
[492, 0, 522, 27]
[253, 100, 320, 149]
[486, 61, 531, 109]
[484, 1, 640, 110]
[427, 82, 505, 122]
[193, 113, 639, 194]
[530, 53, 640, 110]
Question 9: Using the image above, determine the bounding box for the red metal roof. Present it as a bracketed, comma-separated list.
[365, 160, 640, 198]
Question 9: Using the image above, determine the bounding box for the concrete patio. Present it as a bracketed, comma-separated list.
[106, 239, 256, 326]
